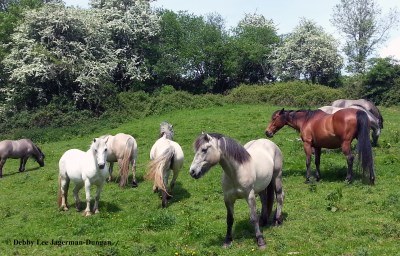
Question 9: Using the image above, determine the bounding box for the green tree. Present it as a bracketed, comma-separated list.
[363, 57, 400, 105]
[331, 0, 399, 74]
[230, 13, 280, 84]
[273, 19, 343, 86]
[2, 0, 159, 112]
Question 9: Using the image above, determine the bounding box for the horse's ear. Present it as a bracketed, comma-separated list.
[279, 108, 285, 114]
[206, 134, 213, 142]
[93, 138, 97, 143]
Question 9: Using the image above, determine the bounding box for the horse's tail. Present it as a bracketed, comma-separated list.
[119, 138, 135, 187]
[57, 175, 62, 207]
[356, 111, 375, 184]
[145, 147, 174, 195]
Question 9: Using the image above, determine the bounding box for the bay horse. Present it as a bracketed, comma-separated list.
[319, 105, 381, 146]
[265, 108, 375, 184]
[0, 139, 45, 178]
[189, 133, 284, 249]
[99, 133, 138, 187]
[58, 137, 109, 216]
[331, 99, 383, 129]
[146, 122, 184, 208]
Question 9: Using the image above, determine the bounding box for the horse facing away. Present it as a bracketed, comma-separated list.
[265, 108, 375, 184]
[189, 133, 284, 249]
[58, 137, 109, 216]
[99, 133, 138, 187]
[331, 99, 383, 129]
[319, 105, 381, 146]
[0, 139, 45, 178]
[146, 122, 184, 208]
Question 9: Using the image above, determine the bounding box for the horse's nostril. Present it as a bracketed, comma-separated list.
[99, 164, 105, 169]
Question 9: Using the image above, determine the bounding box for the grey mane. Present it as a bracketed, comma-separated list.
[195, 133, 251, 164]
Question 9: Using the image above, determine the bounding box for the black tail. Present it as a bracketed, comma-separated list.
[356, 111, 375, 184]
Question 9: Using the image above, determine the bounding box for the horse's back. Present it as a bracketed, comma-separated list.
[59, 149, 87, 179]
[244, 139, 282, 192]
[150, 136, 184, 170]
[107, 133, 137, 161]
[0, 139, 34, 158]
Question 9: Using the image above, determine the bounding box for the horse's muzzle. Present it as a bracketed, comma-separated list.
[98, 164, 105, 169]
[265, 130, 274, 138]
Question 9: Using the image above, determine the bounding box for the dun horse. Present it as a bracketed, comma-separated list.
[100, 133, 138, 187]
[0, 139, 45, 178]
[58, 137, 109, 216]
[146, 122, 184, 207]
[319, 105, 381, 146]
[265, 109, 375, 184]
[331, 99, 383, 129]
[189, 133, 284, 249]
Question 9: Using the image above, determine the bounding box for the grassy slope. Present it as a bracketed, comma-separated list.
[0, 104, 399, 256]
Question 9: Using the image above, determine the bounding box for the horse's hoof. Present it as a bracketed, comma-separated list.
[166, 194, 173, 200]
[274, 218, 283, 226]
[131, 181, 138, 188]
[83, 211, 92, 217]
[94, 209, 100, 214]
[222, 241, 232, 248]
[257, 238, 266, 249]
[60, 206, 69, 211]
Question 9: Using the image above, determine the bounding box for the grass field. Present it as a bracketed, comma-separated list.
[0, 104, 399, 256]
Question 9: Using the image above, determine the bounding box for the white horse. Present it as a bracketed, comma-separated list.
[58, 137, 109, 216]
[146, 122, 184, 208]
[319, 105, 381, 146]
[189, 133, 284, 249]
[100, 133, 138, 187]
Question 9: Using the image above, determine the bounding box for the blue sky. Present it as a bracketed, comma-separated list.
[64, 0, 400, 60]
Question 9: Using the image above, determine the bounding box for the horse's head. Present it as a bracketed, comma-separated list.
[92, 138, 108, 170]
[189, 133, 221, 179]
[34, 146, 45, 167]
[160, 121, 174, 140]
[265, 108, 287, 138]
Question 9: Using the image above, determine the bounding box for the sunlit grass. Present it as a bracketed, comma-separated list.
[0, 104, 399, 255]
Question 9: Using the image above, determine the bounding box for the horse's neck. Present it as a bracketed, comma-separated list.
[219, 153, 242, 180]
[86, 148, 97, 164]
[286, 112, 304, 131]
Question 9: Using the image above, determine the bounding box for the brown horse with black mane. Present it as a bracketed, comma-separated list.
[265, 108, 375, 184]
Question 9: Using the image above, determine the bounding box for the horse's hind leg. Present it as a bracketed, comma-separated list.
[342, 142, 354, 182]
[131, 159, 138, 187]
[258, 188, 270, 227]
[314, 147, 322, 181]
[60, 177, 70, 211]
[93, 183, 104, 214]
[371, 127, 379, 147]
[273, 173, 284, 226]
[169, 169, 179, 194]
[107, 162, 114, 182]
[0, 158, 6, 178]
[247, 190, 266, 249]
[19, 157, 28, 172]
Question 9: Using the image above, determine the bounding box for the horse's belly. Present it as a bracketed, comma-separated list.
[313, 136, 342, 149]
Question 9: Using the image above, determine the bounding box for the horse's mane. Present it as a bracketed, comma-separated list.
[195, 133, 251, 164]
[159, 121, 174, 140]
[287, 109, 322, 122]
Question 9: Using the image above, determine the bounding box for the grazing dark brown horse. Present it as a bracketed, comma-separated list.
[265, 109, 375, 184]
[0, 139, 45, 178]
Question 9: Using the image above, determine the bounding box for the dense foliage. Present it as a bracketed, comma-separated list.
[0, 0, 399, 133]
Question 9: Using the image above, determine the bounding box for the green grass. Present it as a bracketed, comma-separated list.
[1, 104, 399, 256]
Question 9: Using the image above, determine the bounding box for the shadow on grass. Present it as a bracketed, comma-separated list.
[2, 166, 42, 178]
[206, 212, 288, 247]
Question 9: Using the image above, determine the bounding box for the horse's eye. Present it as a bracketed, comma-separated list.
[95, 149, 98, 152]
[105, 149, 107, 152]
[202, 148, 207, 153]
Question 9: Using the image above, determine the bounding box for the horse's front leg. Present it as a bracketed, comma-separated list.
[341, 141, 354, 182]
[19, 157, 28, 172]
[223, 197, 235, 248]
[83, 179, 92, 216]
[303, 143, 313, 183]
[0, 158, 6, 178]
[247, 190, 266, 249]
[93, 182, 104, 214]
[107, 162, 114, 182]
[314, 147, 322, 181]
